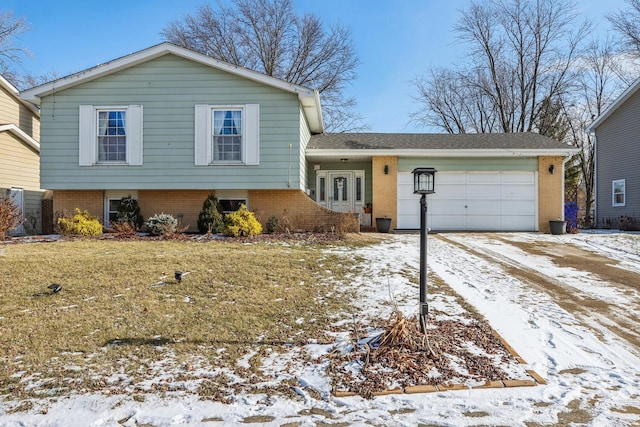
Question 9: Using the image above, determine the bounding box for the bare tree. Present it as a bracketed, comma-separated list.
[608, 0, 640, 56]
[0, 10, 30, 86]
[162, 0, 363, 132]
[412, 0, 589, 135]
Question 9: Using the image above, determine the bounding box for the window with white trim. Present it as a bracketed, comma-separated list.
[98, 110, 126, 162]
[195, 104, 260, 165]
[613, 179, 626, 206]
[79, 105, 143, 166]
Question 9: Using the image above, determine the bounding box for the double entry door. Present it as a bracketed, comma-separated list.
[315, 170, 365, 213]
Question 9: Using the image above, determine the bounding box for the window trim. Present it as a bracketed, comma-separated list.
[212, 106, 244, 164]
[195, 104, 260, 166]
[612, 179, 626, 207]
[97, 107, 127, 164]
[79, 105, 143, 166]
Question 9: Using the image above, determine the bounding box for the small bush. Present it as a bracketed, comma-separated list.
[0, 197, 25, 238]
[223, 204, 262, 237]
[145, 213, 178, 236]
[115, 195, 143, 229]
[110, 221, 138, 236]
[57, 209, 103, 236]
[197, 194, 224, 234]
[266, 216, 278, 234]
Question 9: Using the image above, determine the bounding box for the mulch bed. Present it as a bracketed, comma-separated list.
[326, 310, 524, 399]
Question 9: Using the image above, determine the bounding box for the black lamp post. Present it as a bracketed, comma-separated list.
[412, 167, 436, 333]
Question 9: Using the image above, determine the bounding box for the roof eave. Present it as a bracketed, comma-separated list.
[586, 75, 640, 133]
[0, 124, 40, 152]
[300, 90, 324, 134]
[306, 148, 579, 158]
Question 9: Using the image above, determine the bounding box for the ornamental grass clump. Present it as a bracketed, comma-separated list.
[224, 204, 262, 237]
[57, 208, 103, 236]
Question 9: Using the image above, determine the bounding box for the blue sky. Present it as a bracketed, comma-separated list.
[4, 0, 628, 132]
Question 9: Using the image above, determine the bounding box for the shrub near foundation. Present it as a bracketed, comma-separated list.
[57, 209, 103, 236]
[0, 197, 25, 238]
[224, 204, 262, 237]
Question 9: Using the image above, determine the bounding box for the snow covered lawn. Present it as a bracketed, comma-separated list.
[1, 231, 639, 426]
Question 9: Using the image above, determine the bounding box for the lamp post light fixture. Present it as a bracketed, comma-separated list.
[412, 167, 436, 333]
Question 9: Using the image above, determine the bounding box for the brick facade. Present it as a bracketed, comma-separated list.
[250, 189, 358, 232]
[51, 188, 357, 233]
[537, 156, 565, 233]
[372, 156, 398, 230]
[53, 190, 105, 222]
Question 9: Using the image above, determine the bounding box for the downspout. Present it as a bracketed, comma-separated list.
[287, 143, 292, 188]
[591, 133, 597, 225]
[562, 154, 573, 221]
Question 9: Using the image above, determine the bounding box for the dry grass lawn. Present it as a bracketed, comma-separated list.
[0, 237, 363, 400]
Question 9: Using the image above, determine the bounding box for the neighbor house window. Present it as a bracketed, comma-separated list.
[79, 105, 143, 166]
[613, 179, 626, 206]
[194, 104, 260, 166]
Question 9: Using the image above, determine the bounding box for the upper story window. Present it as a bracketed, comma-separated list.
[213, 109, 242, 162]
[195, 104, 260, 166]
[79, 105, 143, 166]
[98, 110, 126, 162]
[612, 179, 626, 206]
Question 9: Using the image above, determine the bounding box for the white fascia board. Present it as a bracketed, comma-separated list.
[306, 148, 579, 158]
[0, 124, 40, 152]
[300, 90, 324, 134]
[586, 75, 640, 133]
[1, 75, 40, 117]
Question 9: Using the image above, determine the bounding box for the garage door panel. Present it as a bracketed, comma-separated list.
[466, 215, 501, 230]
[501, 200, 535, 215]
[397, 171, 537, 231]
[467, 200, 501, 215]
[430, 200, 466, 215]
[432, 184, 466, 199]
[466, 172, 501, 184]
[501, 215, 535, 230]
[501, 173, 535, 184]
[501, 185, 535, 200]
[431, 214, 466, 229]
[467, 186, 500, 200]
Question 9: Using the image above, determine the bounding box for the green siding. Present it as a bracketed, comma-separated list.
[39, 54, 306, 190]
[398, 157, 538, 172]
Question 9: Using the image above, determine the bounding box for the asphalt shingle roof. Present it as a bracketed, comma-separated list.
[308, 132, 573, 150]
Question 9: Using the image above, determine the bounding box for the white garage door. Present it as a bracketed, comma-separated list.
[397, 172, 537, 231]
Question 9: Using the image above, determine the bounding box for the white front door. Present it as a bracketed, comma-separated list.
[329, 172, 351, 212]
[9, 188, 24, 235]
[315, 170, 365, 213]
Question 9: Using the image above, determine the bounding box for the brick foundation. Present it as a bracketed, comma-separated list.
[51, 189, 357, 233]
[250, 189, 358, 232]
